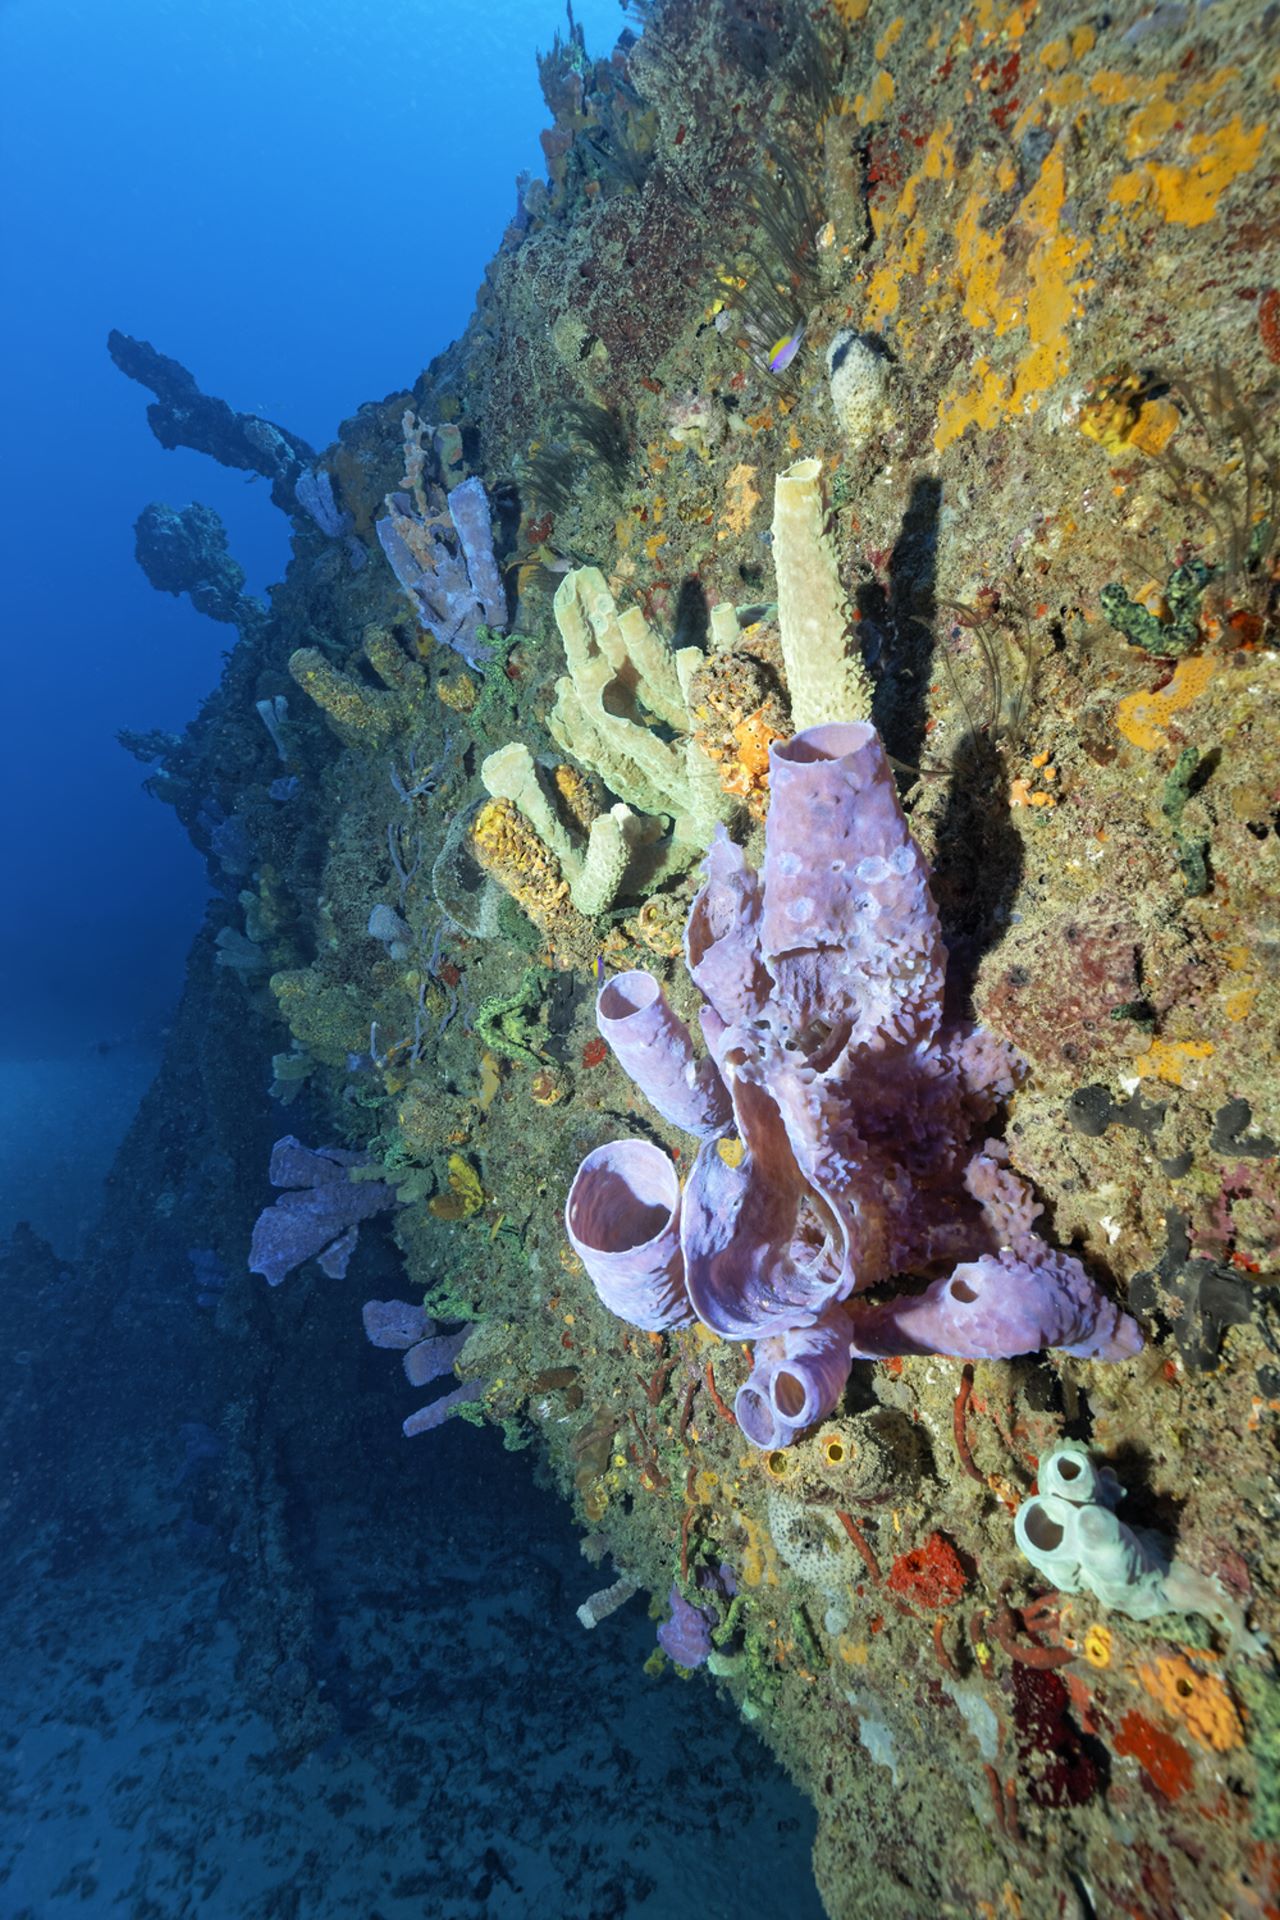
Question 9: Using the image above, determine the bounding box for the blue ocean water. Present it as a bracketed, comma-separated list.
[0, 5, 824, 1913]
[0, 0, 618, 1243]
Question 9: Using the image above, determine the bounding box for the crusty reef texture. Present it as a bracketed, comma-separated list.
[126, 2, 1280, 1914]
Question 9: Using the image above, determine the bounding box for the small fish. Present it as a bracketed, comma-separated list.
[768, 326, 806, 373]
[595, 953, 607, 985]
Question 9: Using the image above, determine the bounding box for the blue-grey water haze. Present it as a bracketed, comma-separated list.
[0, 0, 617, 1243]
[0, 11, 825, 1915]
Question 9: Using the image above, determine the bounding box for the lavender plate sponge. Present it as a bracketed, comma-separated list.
[249, 1136, 397, 1288]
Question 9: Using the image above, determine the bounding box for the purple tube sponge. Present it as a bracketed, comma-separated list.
[376, 477, 507, 667]
[295, 467, 352, 540]
[249, 1137, 397, 1287]
[445, 477, 507, 631]
[657, 1585, 715, 1669]
[735, 1311, 856, 1450]
[362, 1302, 481, 1436]
[847, 1249, 1143, 1364]
[596, 971, 731, 1139]
[567, 723, 1141, 1446]
[565, 1140, 692, 1331]
[402, 1324, 474, 1388]
[684, 833, 771, 1026]
[760, 725, 946, 1052]
[679, 1123, 843, 1341]
[402, 1379, 485, 1439]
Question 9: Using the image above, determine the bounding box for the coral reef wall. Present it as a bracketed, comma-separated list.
[115, 1, 1280, 1913]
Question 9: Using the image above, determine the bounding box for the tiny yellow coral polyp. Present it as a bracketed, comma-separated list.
[1082, 1623, 1112, 1669]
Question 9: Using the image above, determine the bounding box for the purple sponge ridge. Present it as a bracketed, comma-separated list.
[249, 1136, 397, 1288]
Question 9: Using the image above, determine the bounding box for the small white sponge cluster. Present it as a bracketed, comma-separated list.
[1014, 1443, 1172, 1619]
[1015, 1444, 1265, 1654]
[825, 330, 895, 448]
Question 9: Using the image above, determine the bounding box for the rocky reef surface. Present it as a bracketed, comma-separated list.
[86, 1, 1280, 1913]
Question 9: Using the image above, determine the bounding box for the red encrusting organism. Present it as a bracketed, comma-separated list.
[886, 1532, 968, 1609]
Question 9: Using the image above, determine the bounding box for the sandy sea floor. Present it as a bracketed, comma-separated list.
[3, 1461, 822, 1919]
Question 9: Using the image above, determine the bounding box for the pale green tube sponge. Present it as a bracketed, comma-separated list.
[547, 567, 734, 849]
[772, 457, 873, 733]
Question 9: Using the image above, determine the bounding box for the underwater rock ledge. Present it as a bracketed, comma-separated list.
[110, 1, 1280, 1915]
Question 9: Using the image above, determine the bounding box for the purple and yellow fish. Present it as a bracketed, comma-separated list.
[768, 326, 806, 373]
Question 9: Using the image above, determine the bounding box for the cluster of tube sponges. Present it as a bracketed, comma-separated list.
[565, 717, 1142, 1450]
[477, 566, 735, 923]
[558, 460, 1142, 1448]
[475, 458, 875, 925]
[1014, 1443, 1173, 1615]
[1015, 1443, 1265, 1651]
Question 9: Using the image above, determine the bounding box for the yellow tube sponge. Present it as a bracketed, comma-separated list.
[288, 647, 398, 740]
[772, 458, 873, 732]
[288, 624, 426, 742]
[479, 741, 657, 921]
[548, 567, 733, 847]
[471, 797, 570, 940]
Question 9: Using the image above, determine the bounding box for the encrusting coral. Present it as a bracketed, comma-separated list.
[687, 615, 791, 821]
